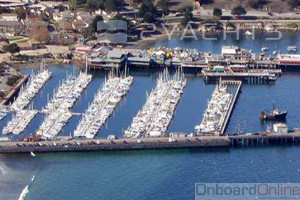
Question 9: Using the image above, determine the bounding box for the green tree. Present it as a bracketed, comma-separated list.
[197, 0, 214, 5]
[231, 5, 247, 16]
[158, 0, 170, 15]
[6, 75, 19, 86]
[181, 6, 193, 26]
[287, 0, 300, 9]
[4, 44, 20, 54]
[143, 12, 155, 23]
[248, 0, 268, 9]
[112, 15, 133, 30]
[57, 4, 66, 12]
[131, 0, 143, 3]
[69, 0, 86, 9]
[0, 91, 5, 99]
[86, 0, 123, 12]
[86, 0, 105, 11]
[69, 0, 78, 9]
[138, 1, 157, 18]
[83, 15, 104, 38]
[15, 8, 26, 21]
[40, 12, 50, 22]
[213, 7, 222, 17]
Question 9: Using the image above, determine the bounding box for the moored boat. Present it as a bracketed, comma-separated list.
[260, 104, 288, 120]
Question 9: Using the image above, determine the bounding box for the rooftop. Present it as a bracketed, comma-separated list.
[107, 49, 127, 59]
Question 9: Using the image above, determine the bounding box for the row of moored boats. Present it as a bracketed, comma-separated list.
[0, 68, 206, 139]
[1, 68, 51, 135]
[195, 82, 233, 136]
[74, 72, 133, 138]
[37, 72, 92, 138]
[11, 69, 51, 111]
[124, 69, 186, 138]
[3, 109, 38, 135]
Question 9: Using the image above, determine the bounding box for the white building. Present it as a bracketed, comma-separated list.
[273, 123, 288, 134]
[0, 13, 18, 21]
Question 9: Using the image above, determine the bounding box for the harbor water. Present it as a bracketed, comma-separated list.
[1, 32, 300, 200]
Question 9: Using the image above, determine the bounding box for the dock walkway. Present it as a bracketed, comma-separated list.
[1, 132, 300, 153]
[220, 81, 242, 135]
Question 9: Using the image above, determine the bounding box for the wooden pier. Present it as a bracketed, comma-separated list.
[229, 132, 300, 147]
[220, 81, 242, 135]
[203, 71, 277, 84]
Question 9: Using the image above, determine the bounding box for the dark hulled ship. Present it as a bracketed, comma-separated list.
[260, 104, 288, 121]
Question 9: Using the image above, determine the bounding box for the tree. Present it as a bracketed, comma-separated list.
[104, 0, 124, 12]
[112, 15, 133, 30]
[15, 8, 26, 21]
[86, 0, 105, 11]
[231, 5, 247, 16]
[31, 27, 50, 43]
[0, 91, 5, 99]
[57, 4, 66, 12]
[181, 6, 193, 26]
[6, 75, 19, 86]
[83, 15, 104, 38]
[4, 44, 20, 54]
[86, 0, 124, 12]
[248, 0, 268, 9]
[40, 12, 50, 22]
[143, 12, 155, 23]
[130, 0, 143, 4]
[69, 0, 86, 9]
[287, 0, 300, 9]
[213, 7, 222, 17]
[158, 0, 170, 15]
[69, 0, 78, 9]
[197, 0, 214, 5]
[138, 1, 157, 18]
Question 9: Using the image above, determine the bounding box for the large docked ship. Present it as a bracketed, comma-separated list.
[260, 104, 288, 121]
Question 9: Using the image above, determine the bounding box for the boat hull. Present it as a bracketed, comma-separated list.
[260, 111, 288, 121]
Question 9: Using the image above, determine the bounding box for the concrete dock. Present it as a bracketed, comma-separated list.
[0, 136, 230, 153]
[1, 132, 300, 154]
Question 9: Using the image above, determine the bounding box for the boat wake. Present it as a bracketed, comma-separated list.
[17, 174, 35, 200]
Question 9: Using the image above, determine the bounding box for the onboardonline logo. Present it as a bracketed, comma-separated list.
[195, 183, 300, 200]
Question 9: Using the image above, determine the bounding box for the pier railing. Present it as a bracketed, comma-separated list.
[220, 81, 242, 135]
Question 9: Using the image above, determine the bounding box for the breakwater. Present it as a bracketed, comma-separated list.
[1, 132, 300, 154]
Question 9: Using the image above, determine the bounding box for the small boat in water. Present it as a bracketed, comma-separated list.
[261, 46, 269, 52]
[287, 46, 297, 53]
[260, 104, 288, 120]
[245, 31, 253, 37]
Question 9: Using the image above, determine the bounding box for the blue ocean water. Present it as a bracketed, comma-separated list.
[1, 32, 300, 200]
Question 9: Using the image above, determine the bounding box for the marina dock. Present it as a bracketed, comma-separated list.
[38, 72, 92, 138]
[124, 69, 186, 138]
[195, 80, 242, 136]
[74, 72, 133, 138]
[1, 132, 300, 154]
[220, 81, 242, 135]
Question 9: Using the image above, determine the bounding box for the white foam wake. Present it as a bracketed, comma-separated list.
[17, 185, 29, 200]
[17, 174, 35, 200]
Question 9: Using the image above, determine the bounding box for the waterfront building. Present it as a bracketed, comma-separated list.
[273, 123, 288, 134]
